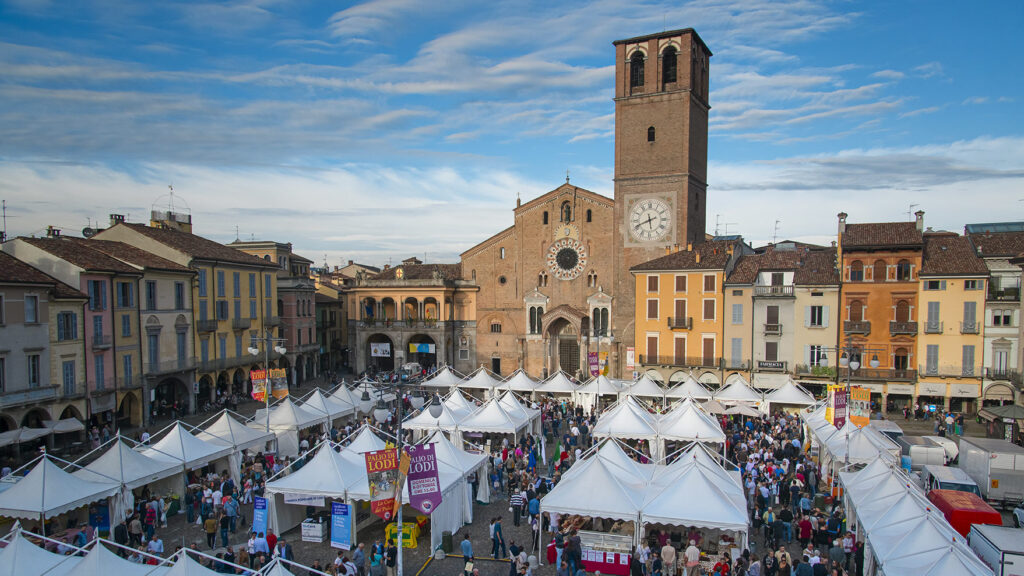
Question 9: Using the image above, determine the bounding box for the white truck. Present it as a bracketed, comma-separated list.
[959, 437, 1024, 507]
[897, 435, 946, 470]
[968, 524, 1024, 576]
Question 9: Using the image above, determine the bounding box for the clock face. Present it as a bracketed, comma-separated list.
[629, 198, 671, 242]
[546, 238, 587, 281]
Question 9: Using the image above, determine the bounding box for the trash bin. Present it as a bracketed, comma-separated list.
[442, 531, 453, 554]
[814, 493, 825, 510]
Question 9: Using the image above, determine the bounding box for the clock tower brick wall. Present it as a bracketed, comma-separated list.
[612, 29, 711, 375]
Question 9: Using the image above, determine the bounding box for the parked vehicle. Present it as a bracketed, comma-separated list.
[959, 437, 1024, 507]
[923, 434, 959, 463]
[1014, 500, 1023, 528]
[921, 464, 981, 496]
[897, 435, 946, 470]
[927, 489, 1003, 537]
[968, 524, 1024, 576]
[869, 419, 904, 443]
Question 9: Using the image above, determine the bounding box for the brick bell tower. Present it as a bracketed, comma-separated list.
[611, 28, 711, 377]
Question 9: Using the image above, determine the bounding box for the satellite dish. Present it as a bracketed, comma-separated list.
[82, 227, 96, 238]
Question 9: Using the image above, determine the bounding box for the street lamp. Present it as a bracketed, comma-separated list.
[829, 342, 882, 468]
[249, 330, 287, 433]
[358, 390, 373, 414]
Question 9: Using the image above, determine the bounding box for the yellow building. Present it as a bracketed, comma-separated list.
[916, 232, 988, 412]
[630, 240, 747, 385]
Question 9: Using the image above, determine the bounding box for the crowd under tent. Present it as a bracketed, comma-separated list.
[72, 437, 182, 523]
[421, 366, 465, 389]
[761, 379, 816, 412]
[0, 456, 120, 524]
[535, 371, 577, 395]
[503, 370, 539, 393]
[575, 375, 630, 412]
[665, 375, 712, 401]
[193, 412, 275, 487]
[458, 368, 503, 394]
[712, 379, 763, 405]
[251, 397, 329, 458]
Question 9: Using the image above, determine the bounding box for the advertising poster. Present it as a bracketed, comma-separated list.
[588, 352, 599, 376]
[252, 497, 268, 535]
[599, 352, 609, 375]
[849, 386, 870, 428]
[406, 444, 442, 514]
[831, 388, 848, 429]
[330, 502, 352, 550]
[251, 369, 288, 401]
[625, 347, 635, 370]
[370, 343, 391, 358]
[365, 449, 400, 521]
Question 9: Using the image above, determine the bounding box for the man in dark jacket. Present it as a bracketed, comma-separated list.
[113, 520, 130, 557]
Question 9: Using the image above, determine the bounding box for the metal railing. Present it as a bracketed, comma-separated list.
[794, 364, 836, 378]
[924, 321, 943, 334]
[145, 357, 197, 375]
[0, 385, 58, 408]
[754, 285, 794, 297]
[639, 355, 721, 368]
[988, 287, 1020, 302]
[838, 367, 917, 381]
[232, 317, 251, 330]
[960, 321, 980, 334]
[889, 321, 918, 335]
[843, 321, 871, 335]
[197, 319, 218, 332]
[984, 368, 1023, 387]
[667, 316, 692, 329]
[920, 364, 981, 378]
[91, 335, 113, 350]
[764, 323, 783, 335]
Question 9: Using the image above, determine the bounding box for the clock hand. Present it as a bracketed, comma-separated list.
[644, 215, 654, 229]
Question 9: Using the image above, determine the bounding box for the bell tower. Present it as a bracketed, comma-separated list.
[611, 28, 711, 375]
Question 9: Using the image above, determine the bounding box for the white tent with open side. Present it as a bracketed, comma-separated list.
[301, 389, 356, 423]
[0, 457, 120, 520]
[502, 370, 539, 393]
[591, 396, 660, 442]
[443, 390, 477, 417]
[195, 412, 275, 454]
[458, 397, 530, 436]
[625, 375, 668, 400]
[73, 438, 182, 490]
[658, 399, 726, 444]
[47, 539, 171, 576]
[713, 379, 763, 404]
[534, 371, 577, 395]
[762, 379, 816, 411]
[0, 530, 72, 575]
[665, 375, 713, 400]
[421, 366, 465, 389]
[458, 368, 503, 393]
[142, 423, 233, 471]
[251, 397, 329, 457]
[0, 427, 52, 448]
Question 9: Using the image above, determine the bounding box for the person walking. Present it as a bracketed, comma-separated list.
[204, 514, 218, 549]
[493, 517, 507, 559]
[220, 512, 231, 548]
[461, 533, 474, 576]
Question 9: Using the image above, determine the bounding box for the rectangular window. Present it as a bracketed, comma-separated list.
[490, 323, 502, 333]
[93, 315, 103, 338]
[95, 355, 105, 390]
[0, 295, 4, 324]
[674, 299, 687, 322]
[648, 275, 659, 293]
[250, 300, 257, 319]
[964, 279, 978, 290]
[199, 300, 208, 322]
[646, 335, 658, 361]
[25, 294, 39, 323]
[175, 282, 185, 310]
[646, 299, 659, 320]
[702, 337, 715, 365]
[963, 301, 977, 328]
[198, 269, 207, 297]
[731, 303, 743, 325]
[145, 280, 157, 310]
[217, 270, 225, 298]
[232, 272, 240, 298]
[117, 282, 134, 308]
[673, 337, 685, 364]
[809, 345, 826, 367]
[730, 338, 743, 368]
[703, 275, 716, 293]
[765, 341, 778, 362]
[57, 312, 77, 341]
[234, 299, 241, 319]
[265, 274, 271, 295]
[459, 349, 469, 360]
[27, 354, 40, 388]
[0, 357, 5, 392]
[177, 331, 187, 363]
[217, 300, 228, 320]
[266, 299, 273, 319]
[809, 305, 824, 327]
[703, 299, 716, 321]
[62, 360, 75, 396]
[674, 275, 687, 292]
[732, 289, 743, 297]
[121, 314, 131, 337]
[926, 344, 939, 375]
[200, 339, 209, 363]
[923, 280, 946, 291]
[962, 345, 975, 376]
[249, 273, 257, 297]
[88, 280, 107, 310]
[849, 267, 863, 282]
[123, 354, 132, 387]
[148, 334, 159, 367]
[927, 301, 940, 327]
[218, 336, 227, 358]
[235, 336, 242, 358]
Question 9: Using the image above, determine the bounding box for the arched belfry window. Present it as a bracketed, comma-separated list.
[648, 126, 656, 142]
[662, 46, 677, 84]
[561, 201, 572, 223]
[630, 51, 645, 88]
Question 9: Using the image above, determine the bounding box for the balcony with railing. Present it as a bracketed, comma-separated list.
[197, 319, 218, 332]
[984, 368, 1023, 387]
[960, 321, 980, 334]
[924, 321, 944, 334]
[843, 321, 871, 335]
[920, 364, 981, 378]
[639, 355, 721, 368]
[146, 357, 197, 376]
[667, 316, 692, 330]
[266, 316, 281, 327]
[753, 285, 794, 297]
[838, 367, 917, 381]
[757, 360, 787, 371]
[232, 317, 251, 330]
[119, 373, 142, 389]
[890, 321, 918, 335]
[91, 334, 113, 350]
[62, 381, 85, 398]
[794, 364, 837, 378]
[0, 385, 58, 408]
[764, 323, 783, 335]
[725, 360, 750, 370]
[988, 287, 1020, 302]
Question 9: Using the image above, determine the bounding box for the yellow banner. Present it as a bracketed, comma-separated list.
[849, 387, 871, 428]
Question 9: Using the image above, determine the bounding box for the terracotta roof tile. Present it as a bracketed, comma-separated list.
[726, 247, 839, 285]
[842, 222, 922, 249]
[966, 230, 1024, 258]
[920, 233, 988, 276]
[20, 236, 141, 274]
[119, 223, 277, 268]
[794, 250, 841, 285]
[75, 238, 194, 273]
[0, 251, 87, 299]
[372, 263, 463, 281]
[630, 240, 736, 272]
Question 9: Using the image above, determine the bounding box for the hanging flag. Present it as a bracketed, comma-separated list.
[406, 444, 442, 514]
[365, 449, 400, 521]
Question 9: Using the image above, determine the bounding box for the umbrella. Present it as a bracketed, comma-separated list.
[724, 404, 761, 417]
[701, 400, 726, 414]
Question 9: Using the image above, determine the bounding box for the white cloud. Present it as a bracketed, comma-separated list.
[963, 96, 989, 105]
[899, 106, 941, 118]
[871, 69, 905, 80]
[913, 62, 945, 79]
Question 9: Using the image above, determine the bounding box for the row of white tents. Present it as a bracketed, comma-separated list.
[591, 396, 726, 460]
[800, 405, 993, 576]
[0, 523, 330, 576]
[402, 389, 542, 442]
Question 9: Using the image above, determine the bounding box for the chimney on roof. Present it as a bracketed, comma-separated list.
[695, 251, 701, 263]
[687, 242, 693, 252]
[348, 260, 354, 266]
[665, 246, 671, 255]
[915, 210, 925, 232]
[110, 214, 125, 226]
[46, 226, 61, 238]
[383, 264, 390, 270]
[837, 212, 847, 235]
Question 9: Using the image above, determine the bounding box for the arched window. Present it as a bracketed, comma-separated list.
[647, 126, 656, 142]
[561, 201, 571, 222]
[662, 46, 677, 84]
[586, 209, 592, 223]
[499, 247, 505, 259]
[539, 271, 548, 288]
[587, 271, 597, 288]
[529, 307, 538, 334]
[543, 211, 548, 225]
[850, 260, 864, 282]
[471, 269, 476, 281]
[630, 51, 645, 88]
[896, 259, 912, 281]
[601, 308, 609, 335]
[873, 259, 887, 282]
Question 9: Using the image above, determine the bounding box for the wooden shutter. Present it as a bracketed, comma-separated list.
[674, 338, 685, 364]
[647, 299, 659, 319]
[766, 305, 779, 325]
[675, 275, 687, 292]
[702, 337, 715, 364]
[703, 299, 715, 321]
[674, 300, 687, 321]
[647, 336, 658, 361]
[648, 275, 659, 292]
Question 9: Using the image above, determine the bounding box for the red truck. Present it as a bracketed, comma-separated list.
[927, 489, 1003, 537]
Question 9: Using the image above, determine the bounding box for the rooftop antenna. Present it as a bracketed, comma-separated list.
[2, 200, 7, 242]
[565, 169, 570, 184]
[907, 203, 919, 221]
[713, 214, 736, 237]
[234, 225, 240, 241]
[772, 219, 781, 244]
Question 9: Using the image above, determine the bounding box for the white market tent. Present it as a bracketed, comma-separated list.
[195, 412, 275, 455]
[353, 380, 397, 403]
[625, 375, 668, 400]
[497, 391, 543, 437]
[443, 390, 477, 417]
[540, 452, 645, 522]
[73, 438, 181, 490]
[713, 379, 763, 404]
[402, 400, 468, 435]
[502, 370, 539, 393]
[164, 553, 224, 576]
[701, 399, 727, 414]
[251, 398, 329, 457]
[762, 379, 816, 411]
[344, 425, 388, 455]
[577, 375, 630, 396]
[458, 398, 530, 436]
[0, 457, 120, 520]
[330, 383, 364, 411]
[421, 366, 465, 389]
[43, 419, 86, 434]
[658, 399, 726, 445]
[47, 540, 170, 576]
[724, 404, 761, 417]
[534, 371, 577, 395]
[458, 368, 503, 393]
[142, 423, 233, 471]
[0, 427, 51, 448]
[665, 375, 712, 400]
[0, 531, 71, 575]
[591, 396, 660, 441]
[301, 389, 356, 422]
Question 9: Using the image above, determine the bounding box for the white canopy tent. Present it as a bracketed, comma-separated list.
[724, 404, 761, 417]
[251, 398, 329, 458]
[164, 553, 224, 576]
[0, 427, 51, 448]
[712, 379, 763, 404]
[42, 419, 86, 434]
[497, 392, 542, 435]
[534, 371, 577, 395]
[402, 400, 468, 436]
[0, 531, 71, 575]
[421, 366, 465, 389]
[301, 389, 356, 423]
[353, 380, 397, 403]
[72, 437, 183, 524]
[591, 396, 660, 441]
[658, 399, 726, 446]
[330, 384, 365, 412]
[625, 375, 668, 401]
[442, 390, 477, 417]
[701, 399, 727, 415]
[343, 425, 388, 455]
[194, 412, 275, 488]
[664, 375, 712, 400]
[458, 398, 530, 436]
[458, 368, 503, 394]
[762, 379, 816, 412]
[0, 457, 120, 521]
[47, 539, 171, 576]
[142, 423, 233, 473]
[575, 375, 630, 412]
[502, 370, 539, 393]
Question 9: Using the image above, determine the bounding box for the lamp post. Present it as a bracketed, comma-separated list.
[820, 340, 881, 468]
[365, 380, 442, 576]
[248, 329, 287, 433]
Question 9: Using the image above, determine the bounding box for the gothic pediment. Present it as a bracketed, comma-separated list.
[525, 289, 549, 305]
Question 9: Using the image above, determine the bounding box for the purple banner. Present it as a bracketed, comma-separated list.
[588, 352, 599, 376]
[405, 444, 442, 515]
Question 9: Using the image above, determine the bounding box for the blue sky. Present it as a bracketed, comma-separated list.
[1, 0, 1022, 266]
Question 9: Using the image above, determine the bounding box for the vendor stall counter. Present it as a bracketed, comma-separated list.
[547, 530, 633, 576]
